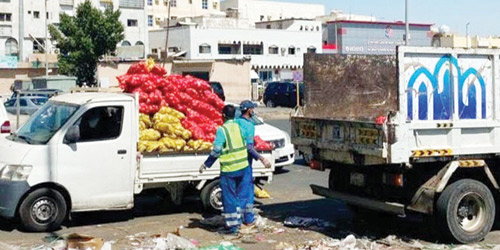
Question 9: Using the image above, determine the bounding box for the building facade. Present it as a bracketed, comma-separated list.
[220, 0, 324, 27]
[327, 20, 433, 55]
[146, 0, 225, 30]
[150, 18, 322, 82]
[0, 0, 148, 66]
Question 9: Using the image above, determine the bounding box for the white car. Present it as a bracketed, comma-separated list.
[234, 106, 295, 169]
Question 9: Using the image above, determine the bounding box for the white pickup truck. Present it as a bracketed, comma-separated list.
[0, 92, 274, 232]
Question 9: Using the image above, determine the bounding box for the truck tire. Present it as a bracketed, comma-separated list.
[436, 179, 495, 243]
[201, 180, 223, 212]
[18, 188, 67, 232]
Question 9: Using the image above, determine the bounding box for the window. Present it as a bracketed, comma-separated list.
[5, 38, 18, 56]
[268, 46, 278, 55]
[148, 15, 153, 26]
[33, 39, 45, 53]
[0, 13, 12, 22]
[202, 0, 208, 9]
[46, 12, 49, 19]
[199, 44, 211, 54]
[135, 41, 144, 46]
[33, 11, 40, 19]
[266, 24, 271, 29]
[152, 48, 158, 53]
[121, 40, 131, 46]
[127, 19, 138, 27]
[260, 15, 264, 21]
[218, 44, 240, 55]
[147, 0, 152, 5]
[119, 0, 144, 8]
[71, 106, 123, 142]
[288, 47, 295, 55]
[243, 44, 263, 55]
[170, 0, 176, 7]
[307, 47, 316, 53]
[19, 99, 27, 106]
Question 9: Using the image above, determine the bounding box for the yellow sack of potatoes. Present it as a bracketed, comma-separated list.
[187, 140, 203, 150]
[138, 141, 148, 153]
[140, 129, 161, 141]
[154, 122, 172, 133]
[145, 141, 163, 153]
[159, 107, 185, 120]
[181, 130, 191, 140]
[199, 142, 213, 151]
[139, 113, 152, 128]
[174, 139, 186, 151]
[183, 145, 195, 152]
[139, 121, 147, 131]
[159, 137, 177, 149]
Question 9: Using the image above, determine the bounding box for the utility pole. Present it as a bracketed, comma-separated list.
[163, 0, 171, 67]
[45, 0, 49, 77]
[19, 0, 24, 61]
[405, 0, 410, 45]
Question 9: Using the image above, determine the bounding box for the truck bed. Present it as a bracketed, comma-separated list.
[137, 151, 275, 184]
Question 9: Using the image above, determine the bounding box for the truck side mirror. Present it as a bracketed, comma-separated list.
[64, 125, 80, 144]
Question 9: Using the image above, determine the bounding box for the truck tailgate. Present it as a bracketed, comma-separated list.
[137, 151, 275, 183]
[292, 116, 387, 165]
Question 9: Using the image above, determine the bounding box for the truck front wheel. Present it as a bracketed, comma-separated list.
[201, 180, 223, 212]
[18, 188, 67, 232]
[436, 179, 495, 243]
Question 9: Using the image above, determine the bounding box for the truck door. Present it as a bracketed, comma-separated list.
[57, 102, 134, 211]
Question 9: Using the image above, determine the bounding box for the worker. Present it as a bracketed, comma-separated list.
[236, 100, 271, 229]
[198, 105, 249, 235]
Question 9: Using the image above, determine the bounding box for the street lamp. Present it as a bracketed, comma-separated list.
[466, 22, 470, 48]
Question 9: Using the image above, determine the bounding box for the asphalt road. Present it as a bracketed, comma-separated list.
[2, 115, 500, 249]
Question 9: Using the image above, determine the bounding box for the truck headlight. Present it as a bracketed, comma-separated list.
[0, 165, 33, 181]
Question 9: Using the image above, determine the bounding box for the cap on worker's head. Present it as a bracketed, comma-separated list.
[240, 100, 257, 111]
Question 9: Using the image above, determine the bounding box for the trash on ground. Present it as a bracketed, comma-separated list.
[66, 233, 105, 250]
[284, 216, 335, 229]
[254, 185, 272, 198]
[198, 241, 244, 250]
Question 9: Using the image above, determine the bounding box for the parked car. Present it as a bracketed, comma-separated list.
[209, 81, 226, 101]
[0, 98, 11, 136]
[10, 89, 63, 100]
[234, 105, 295, 170]
[4, 96, 49, 115]
[263, 81, 304, 108]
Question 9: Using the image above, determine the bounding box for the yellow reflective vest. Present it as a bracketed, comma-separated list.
[219, 120, 248, 173]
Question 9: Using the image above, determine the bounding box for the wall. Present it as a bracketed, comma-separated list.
[221, 0, 325, 26]
[147, 0, 225, 30]
[328, 21, 432, 55]
[0, 67, 58, 94]
[152, 25, 322, 69]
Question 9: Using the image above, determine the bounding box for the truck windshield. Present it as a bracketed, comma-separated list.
[9, 101, 79, 145]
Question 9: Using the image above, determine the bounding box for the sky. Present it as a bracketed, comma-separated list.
[271, 0, 500, 37]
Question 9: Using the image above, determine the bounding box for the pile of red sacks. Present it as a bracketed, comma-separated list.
[117, 61, 225, 142]
[254, 136, 275, 151]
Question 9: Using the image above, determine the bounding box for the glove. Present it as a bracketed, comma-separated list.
[199, 164, 207, 173]
[260, 157, 272, 169]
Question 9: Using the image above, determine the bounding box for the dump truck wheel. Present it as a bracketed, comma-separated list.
[201, 180, 223, 212]
[436, 179, 495, 243]
[19, 188, 67, 232]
